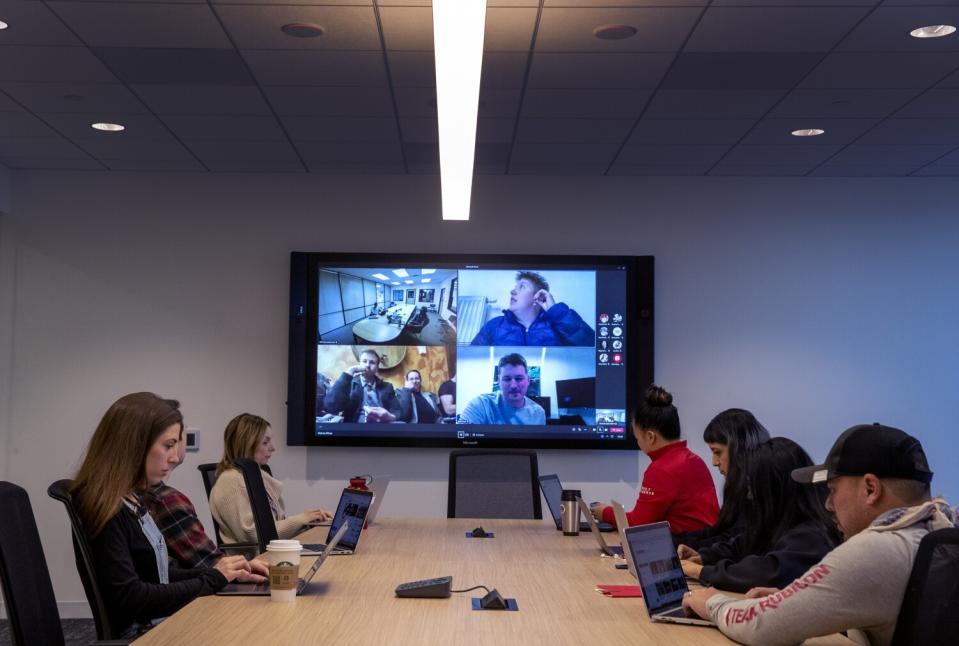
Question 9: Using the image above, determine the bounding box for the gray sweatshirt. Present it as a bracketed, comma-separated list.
[705, 497, 956, 646]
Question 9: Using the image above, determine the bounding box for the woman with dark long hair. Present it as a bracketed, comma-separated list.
[680, 437, 839, 592]
[591, 385, 719, 533]
[71, 393, 266, 637]
[674, 408, 771, 549]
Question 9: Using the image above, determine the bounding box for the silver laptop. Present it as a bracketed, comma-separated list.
[577, 497, 623, 558]
[611, 500, 637, 579]
[365, 475, 391, 525]
[624, 522, 714, 627]
[538, 474, 614, 532]
[302, 488, 375, 556]
[217, 522, 349, 596]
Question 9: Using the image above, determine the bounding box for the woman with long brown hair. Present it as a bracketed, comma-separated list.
[209, 413, 331, 544]
[71, 393, 266, 638]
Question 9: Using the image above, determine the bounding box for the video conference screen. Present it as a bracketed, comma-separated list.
[287, 253, 653, 450]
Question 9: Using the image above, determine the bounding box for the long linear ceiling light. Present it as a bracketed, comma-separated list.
[432, 0, 487, 221]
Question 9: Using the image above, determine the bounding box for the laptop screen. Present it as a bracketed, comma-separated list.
[624, 522, 689, 615]
[538, 474, 564, 528]
[328, 488, 374, 550]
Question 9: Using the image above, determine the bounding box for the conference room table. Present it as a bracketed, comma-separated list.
[351, 304, 416, 343]
[134, 518, 854, 646]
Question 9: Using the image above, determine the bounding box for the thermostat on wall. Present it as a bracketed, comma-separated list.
[185, 428, 200, 452]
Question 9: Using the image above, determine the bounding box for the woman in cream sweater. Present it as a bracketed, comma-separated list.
[209, 413, 331, 544]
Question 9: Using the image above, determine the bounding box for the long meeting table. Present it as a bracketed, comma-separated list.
[134, 518, 854, 646]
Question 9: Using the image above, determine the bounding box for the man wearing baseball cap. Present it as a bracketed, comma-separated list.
[683, 423, 955, 646]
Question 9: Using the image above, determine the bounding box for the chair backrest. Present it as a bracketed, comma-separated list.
[197, 463, 226, 545]
[891, 526, 959, 646]
[0, 482, 65, 646]
[448, 450, 542, 519]
[235, 458, 278, 552]
[46, 479, 119, 641]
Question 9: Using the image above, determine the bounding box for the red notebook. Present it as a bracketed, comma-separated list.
[596, 584, 643, 598]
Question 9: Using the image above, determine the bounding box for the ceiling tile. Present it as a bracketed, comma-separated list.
[282, 116, 399, 142]
[400, 118, 437, 143]
[722, 145, 843, 165]
[800, 53, 959, 89]
[769, 89, 921, 119]
[0, 137, 88, 158]
[95, 48, 254, 86]
[644, 90, 783, 118]
[0, 157, 102, 170]
[544, 1, 706, 6]
[41, 113, 174, 141]
[477, 118, 515, 143]
[47, 2, 231, 49]
[378, 6, 432, 50]
[0, 46, 115, 83]
[687, 7, 871, 52]
[529, 53, 673, 89]
[387, 51, 436, 86]
[485, 8, 537, 51]
[402, 141, 437, 163]
[265, 86, 394, 116]
[307, 162, 405, 174]
[133, 85, 272, 116]
[208, 161, 305, 173]
[913, 156, 959, 176]
[713, 0, 872, 4]
[481, 53, 529, 88]
[809, 163, 921, 177]
[516, 117, 635, 143]
[74, 137, 196, 162]
[0, 112, 63, 138]
[522, 89, 651, 118]
[662, 53, 822, 90]
[0, 92, 21, 112]
[187, 139, 303, 164]
[939, 69, 959, 88]
[535, 7, 701, 52]
[0, 1, 82, 46]
[296, 140, 404, 164]
[616, 144, 728, 165]
[740, 118, 879, 145]
[1, 83, 148, 115]
[826, 144, 955, 166]
[628, 118, 755, 145]
[609, 163, 711, 176]
[215, 5, 380, 50]
[212, 0, 373, 4]
[161, 115, 287, 141]
[244, 50, 387, 85]
[896, 89, 959, 118]
[509, 162, 609, 175]
[709, 162, 817, 176]
[858, 118, 959, 145]
[509, 142, 620, 164]
[104, 159, 206, 172]
[839, 7, 959, 53]
[924, 146, 959, 166]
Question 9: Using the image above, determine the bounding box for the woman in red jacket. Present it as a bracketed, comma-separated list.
[592, 385, 719, 534]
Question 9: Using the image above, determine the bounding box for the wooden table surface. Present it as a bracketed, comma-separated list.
[134, 518, 853, 646]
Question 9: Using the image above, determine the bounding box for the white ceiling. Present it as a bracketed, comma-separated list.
[1, 0, 958, 176]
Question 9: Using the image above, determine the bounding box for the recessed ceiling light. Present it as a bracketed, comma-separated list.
[404, 280, 414, 285]
[372, 272, 389, 281]
[593, 24, 638, 41]
[281, 22, 323, 38]
[791, 128, 825, 137]
[421, 278, 431, 283]
[91, 122, 125, 132]
[910, 25, 956, 39]
[392, 269, 409, 278]
[391, 281, 400, 285]
[422, 269, 436, 275]
[0, 21, 9, 31]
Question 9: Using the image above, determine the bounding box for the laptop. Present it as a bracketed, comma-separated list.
[365, 475, 391, 526]
[538, 474, 614, 532]
[217, 521, 349, 596]
[577, 497, 624, 558]
[611, 500, 637, 578]
[624, 522, 714, 627]
[302, 487, 375, 556]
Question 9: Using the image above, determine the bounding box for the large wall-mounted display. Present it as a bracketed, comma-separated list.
[288, 253, 653, 449]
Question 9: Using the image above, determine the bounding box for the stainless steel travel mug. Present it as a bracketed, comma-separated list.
[561, 489, 581, 536]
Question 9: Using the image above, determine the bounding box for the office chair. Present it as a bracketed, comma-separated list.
[447, 450, 542, 519]
[196, 463, 259, 559]
[1, 482, 129, 646]
[46, 480, 126, 641]
[234, 458, 280, 553]
[891, 527, 959, 646]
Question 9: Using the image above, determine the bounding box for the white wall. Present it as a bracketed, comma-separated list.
[4, 170, 958, 615]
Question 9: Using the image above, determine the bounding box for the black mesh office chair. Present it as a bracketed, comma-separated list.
[46, 480, 126, 641]
[196, 463, 226, 544]
[447, 450, 542, 519]
[891, 526, 959, 646]
[234, 458, 280, 553]
[1, 482, 129, 646]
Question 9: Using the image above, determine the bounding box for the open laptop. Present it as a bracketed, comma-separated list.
[611, 500, 637, 578]
[302, 487, 375, 556]
[577, 497, 624, 558]
[538, 474, 614, 532]
[217, 521, 349, 596]
[365, 475, 390, 525]
[624, 522, 714, 627]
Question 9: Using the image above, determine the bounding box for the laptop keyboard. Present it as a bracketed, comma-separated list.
[659, 607, 687, 618]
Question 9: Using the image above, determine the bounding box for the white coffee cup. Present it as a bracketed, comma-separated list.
[265, 540, 302, 603]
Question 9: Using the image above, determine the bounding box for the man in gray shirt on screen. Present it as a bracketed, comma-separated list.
[459, 353, 546, 425]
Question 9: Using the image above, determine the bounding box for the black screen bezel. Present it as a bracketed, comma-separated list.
[287, 252, 653, 450]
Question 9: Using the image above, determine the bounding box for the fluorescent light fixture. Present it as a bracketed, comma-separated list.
[910, 25, 956, 39]
[791, 128, 824, 137]
[391, 281, 400, 285]
[422, 268, 437, 274]
[433, 0, 487, 221]
[91, 122, 125, 132]
[404, 280, 414, 285]
[372, 273, 389, 281]
[0, 21, 9, 30]
[421, 278, 432, 283]
[392, 268, 409, 277]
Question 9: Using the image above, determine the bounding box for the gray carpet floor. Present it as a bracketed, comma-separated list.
[0, 618, 97, 646]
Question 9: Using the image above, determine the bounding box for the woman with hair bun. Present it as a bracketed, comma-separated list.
[591, 385, 719, 534]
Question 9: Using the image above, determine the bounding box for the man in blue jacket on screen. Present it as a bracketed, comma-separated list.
[470, 271, 595, 346]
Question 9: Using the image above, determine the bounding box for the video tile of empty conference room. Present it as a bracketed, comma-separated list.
[319, 268, 458, 347]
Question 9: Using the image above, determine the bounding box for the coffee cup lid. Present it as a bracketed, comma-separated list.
[266, 540, 302, 552]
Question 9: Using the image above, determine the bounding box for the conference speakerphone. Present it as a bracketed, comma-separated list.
[395, 576, 453, 598]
